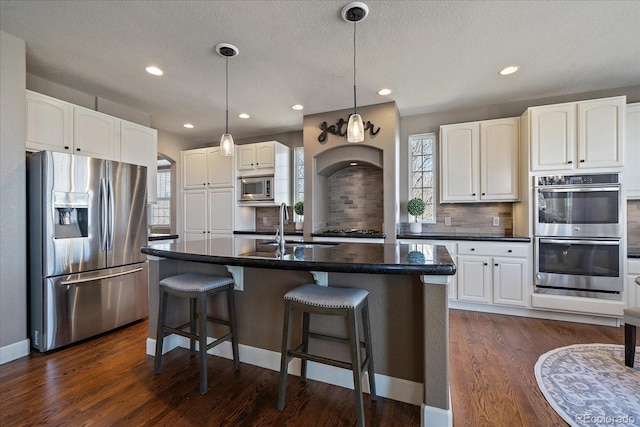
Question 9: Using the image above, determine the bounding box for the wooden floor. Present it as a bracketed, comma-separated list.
[0, 309, 623, 426]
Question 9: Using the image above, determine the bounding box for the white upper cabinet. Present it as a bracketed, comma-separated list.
[237, 141, 277, 175]
[207, 147, 234, 187]
[26, 90, 73, 152]
[440, 117, 519, 203]
[73, 105, 120, 161]
[182, 147, 234, 189]
[120, 120, 158, 203]
[182, 148, 207, 189]
[625, 103, 640, 199]
[530, 96, 625, 171]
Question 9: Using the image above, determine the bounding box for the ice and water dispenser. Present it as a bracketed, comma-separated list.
[54, 191, 89, 238]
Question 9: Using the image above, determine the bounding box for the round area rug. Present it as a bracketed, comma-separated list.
[535, 344, 640, 427]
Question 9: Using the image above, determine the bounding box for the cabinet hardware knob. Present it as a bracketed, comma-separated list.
[580, 159, 585, 163]
[508, 249, 512, 253]
[567, 160, 573, 164]
[484, 263, 488, 266]
[470, 248, 475, 251]
[481, 193, 486, 196]
[494, 263, 498, 266]
[64, 146, 69, 150]
[472, 193, 476, 196]
[76, 148, 81, 151]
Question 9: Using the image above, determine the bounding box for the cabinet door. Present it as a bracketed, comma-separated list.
[255, 141, 275, 170]
[120, 121, 158, 203]
[183, 189, 207, 235]
[480, 118, 519, 201]
[440, 123, 479, 202]
[530, 103, 575, 171]
[492, 257, 527, 307]
[208, 188, 233, 233]
[26, 90, 73, 153]
[577, 97, 624, 169]
[73, 106, 120, 160]
[237, 145, 256, 171]
[182, 149, 207, 189]
[207, 147, 234, 187]
[457, 255, 491, 303]
[625, 104, 640, 199]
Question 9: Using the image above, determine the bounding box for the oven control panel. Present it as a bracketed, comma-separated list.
[537, 173, 619, 186]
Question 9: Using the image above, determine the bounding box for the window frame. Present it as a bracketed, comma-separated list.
[408, 132, 437, 224]
[150, 166, 172, 227]
[293, 147, 304, 220]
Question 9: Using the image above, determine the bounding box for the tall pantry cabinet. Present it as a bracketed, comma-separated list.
[181, 147, 253, 252]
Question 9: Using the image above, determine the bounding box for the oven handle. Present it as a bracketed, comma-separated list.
[539, 238, 620, 245]
[538, 186, 619, 193]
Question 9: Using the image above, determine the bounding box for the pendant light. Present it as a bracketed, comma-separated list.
[342, 2, 369, 143]
[216, 43, 239, 156]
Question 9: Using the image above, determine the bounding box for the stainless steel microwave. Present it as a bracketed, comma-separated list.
[238, 175, 273, 202]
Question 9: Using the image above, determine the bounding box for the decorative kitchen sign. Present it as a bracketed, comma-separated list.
[318, 118, 380, 143]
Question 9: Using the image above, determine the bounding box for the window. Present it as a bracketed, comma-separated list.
[409, 133, 436, 223]
[150, 161, 171, 227]
[293, 146, 304, 204]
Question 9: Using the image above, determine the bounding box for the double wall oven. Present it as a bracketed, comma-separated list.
[534, 173, 624, 300]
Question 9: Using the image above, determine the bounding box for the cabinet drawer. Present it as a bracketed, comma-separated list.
[457, 242, 528, 257]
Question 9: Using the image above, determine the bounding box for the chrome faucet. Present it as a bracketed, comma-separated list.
[277, 202, 289, 249]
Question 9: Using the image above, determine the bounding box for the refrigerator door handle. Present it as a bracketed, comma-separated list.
[60, 267, 144, 286]
[99, 177, 108, 251]
[107, 178, 115, 251]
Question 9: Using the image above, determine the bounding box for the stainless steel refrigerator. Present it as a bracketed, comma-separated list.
[28, 151, 149, 352]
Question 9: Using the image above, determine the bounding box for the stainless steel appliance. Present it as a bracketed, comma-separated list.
[238, 175, 273, 202]
[534, 173, 623, 300]
[535, 173, 622, 238]
[534, 237, 623, 299]
[28, 151, 149, 352]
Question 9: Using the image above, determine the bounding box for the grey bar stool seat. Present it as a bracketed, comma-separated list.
[154, 273, 240, 394]
[277, 284, 376, 427]
[624, 276, 640, 367]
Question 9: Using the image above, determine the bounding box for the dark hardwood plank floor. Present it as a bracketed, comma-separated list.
[0, 309, 623, 426]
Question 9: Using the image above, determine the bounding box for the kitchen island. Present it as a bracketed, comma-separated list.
[142, 237, 456, 427]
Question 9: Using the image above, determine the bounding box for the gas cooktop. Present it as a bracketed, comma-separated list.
[324, 229, 381, 235]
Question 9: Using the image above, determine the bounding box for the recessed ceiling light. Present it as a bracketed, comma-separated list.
[291, 104, 304, 111]
[499, 66, 519, 76]
[377, 88, 391, 96]
[350, 162, 358, 166]
[238, 113, 250, 119]
[183, 123, 194, 129]
[145, 66, 163, 76]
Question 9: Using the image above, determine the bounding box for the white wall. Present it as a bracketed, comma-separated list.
[0, 31, 29, 364]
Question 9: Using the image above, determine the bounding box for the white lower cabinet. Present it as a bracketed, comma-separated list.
[456, 242, 529, 307]
[627, 259, 640, 308]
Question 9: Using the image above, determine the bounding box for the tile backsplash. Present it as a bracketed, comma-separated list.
[326, 166, 384, 231]
[399, 202, 514, 235]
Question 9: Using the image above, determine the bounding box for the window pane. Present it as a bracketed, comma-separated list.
[151, 169, 171, 226]
[409, 134, 436, 223]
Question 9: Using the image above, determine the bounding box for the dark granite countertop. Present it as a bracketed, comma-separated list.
[141, 236, 456, 276]
[396, 232, 531, 243]
[148, 233, 179, 241]
[629, 248, 640, 259]
[234, 230, 304, 236]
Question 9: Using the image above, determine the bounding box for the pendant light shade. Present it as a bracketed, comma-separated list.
[347, 113, 364, 143]
[216, 43, 239, 156]
[220, 133, 234, 156]
[342, 2, 368, 143]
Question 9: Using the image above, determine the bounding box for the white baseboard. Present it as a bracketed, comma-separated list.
[449, 300, 621, 327]
[146, 335, 424, 406]
[421, 403, 452, 427]
[0, 339, 30, 365]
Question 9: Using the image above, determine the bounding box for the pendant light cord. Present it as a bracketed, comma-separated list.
[353, 20, 357, 115]
[225, 56, 229, 133]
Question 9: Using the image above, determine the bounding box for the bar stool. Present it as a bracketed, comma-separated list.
[277, 284, 376, 427]
[154, 273, 240, 395]
[624, 276, 640, 368]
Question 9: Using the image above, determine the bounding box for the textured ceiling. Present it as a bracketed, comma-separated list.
[1, 0, 639, 143]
